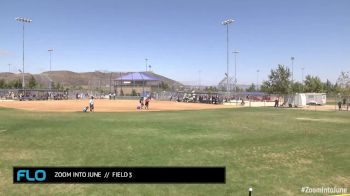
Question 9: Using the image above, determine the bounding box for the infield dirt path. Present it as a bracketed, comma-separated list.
[0, 99, 342, 112]
[0, 99, 234, 112]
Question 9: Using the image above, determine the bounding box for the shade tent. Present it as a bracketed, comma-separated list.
[114, 72, 161, 96]
[115, 72, 160, 81]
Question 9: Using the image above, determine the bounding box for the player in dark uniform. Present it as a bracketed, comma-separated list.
[145, 97, 150, 109]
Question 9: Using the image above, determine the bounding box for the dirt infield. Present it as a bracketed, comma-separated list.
[0, 99, 343, 112]
[0, 99, 234, 112]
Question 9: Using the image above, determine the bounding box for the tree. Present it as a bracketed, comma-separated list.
[55, 82, 63, 90]
[323, 79, 339, 94]
[246, 83, 256, 92]
[336, 71, 350, 95]
[28, 75, 37, 89]
[11, 79, 22, 89]
[291, 82, 304, 93]
[337, 71, 350, 88]
[131, 89, 137, 96]
[235, 86, 243, 92]
[204, 86, 218, 93]
[0, 79, 5, 89]
[260, 64, 291, 94]
[304, 75, 324, 93]
[159, 81, 170, 90]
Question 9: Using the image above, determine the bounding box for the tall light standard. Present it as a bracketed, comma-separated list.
[145, 58, 148, 72]
[222, 19, 235, 94]
[48, 49, 54, 72]
[233, 50, 240, 92]
[301, 67, 304, 82]
[198, 70, 201, 89]
[291, 56, 295, 83]
[18, 69, 23, 89]
[256, 69, 260, 91]
[8, 64, 11, 72]
[16, 17, 32, 89]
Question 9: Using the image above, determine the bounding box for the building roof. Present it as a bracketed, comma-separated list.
[114, 72, 160, 81]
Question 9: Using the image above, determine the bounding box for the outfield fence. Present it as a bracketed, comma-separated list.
[1, 88, 349, 112]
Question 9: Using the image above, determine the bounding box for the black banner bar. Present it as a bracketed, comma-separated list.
[13, 167, 225, 184]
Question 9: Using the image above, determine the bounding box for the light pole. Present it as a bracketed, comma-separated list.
[257, 69, 260, 91]
[222, 19, 235, 94]
[291, 56, 295, 83]
[145, 58, 148, 72]
[48, 49, 54, 72]
[233, 50, 240, 92]
[148, 65, 152, 72]
[301, 67, 304, 82]
[198, 70, 201, 89]
[8, 64, 11, 72]
[16, 17, 32, 89]
[18, 69, 23, 88]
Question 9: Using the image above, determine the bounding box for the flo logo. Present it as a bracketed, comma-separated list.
[16, 169, 46, 182]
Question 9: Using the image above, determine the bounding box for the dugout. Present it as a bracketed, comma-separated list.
[114, 72, 160, 96]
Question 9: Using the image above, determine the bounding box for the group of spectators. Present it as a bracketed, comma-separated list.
[0, 90, 68, 101]
[170, 93, 222, 104]
[169, 93, 277, 105]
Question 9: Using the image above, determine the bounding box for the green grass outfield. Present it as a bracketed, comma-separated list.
[0, 107, 349, 195]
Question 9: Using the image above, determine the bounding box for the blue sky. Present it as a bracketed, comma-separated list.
[0, 0, 349, 85]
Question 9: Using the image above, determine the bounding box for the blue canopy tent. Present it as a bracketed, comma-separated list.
[114, 72, 160, 96]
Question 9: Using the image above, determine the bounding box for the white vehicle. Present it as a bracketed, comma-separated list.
[294, 93, 307, 107]
[284, 93, 307, 108]
[304, 93, 327, 105]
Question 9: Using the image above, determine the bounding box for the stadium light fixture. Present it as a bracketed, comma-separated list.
[8, 64, 11, 73]
[232, 50, 240, 92]
[48, 49, 54, 72]
[15, 17, 32, 89]
[291, 56, 295, 83]
[257, 69, 260, 91]
[145, 58, 148, 72]
[198, 70, 201, 88]
[301, 67, 304, 82]
[222, 19, 235, 94]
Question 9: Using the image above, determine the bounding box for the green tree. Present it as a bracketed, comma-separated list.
[336, 71, 350, 95]
[246, 83, 256, 92]
[11, 79, 22, 89]
[234, 86, 243, 92]
[159, 81, 170, 90]
[291, 82, 304, 93]
[0, 79, 5, 89]
[323, 79, 339, 93]
[260, 64, 291, 94]
[52, 82, 64, 91]
[204, 86, 218, 93]
[304, 75, 324, 93]
[28, 75, 37, 89]
[131, 89, 137, 96]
